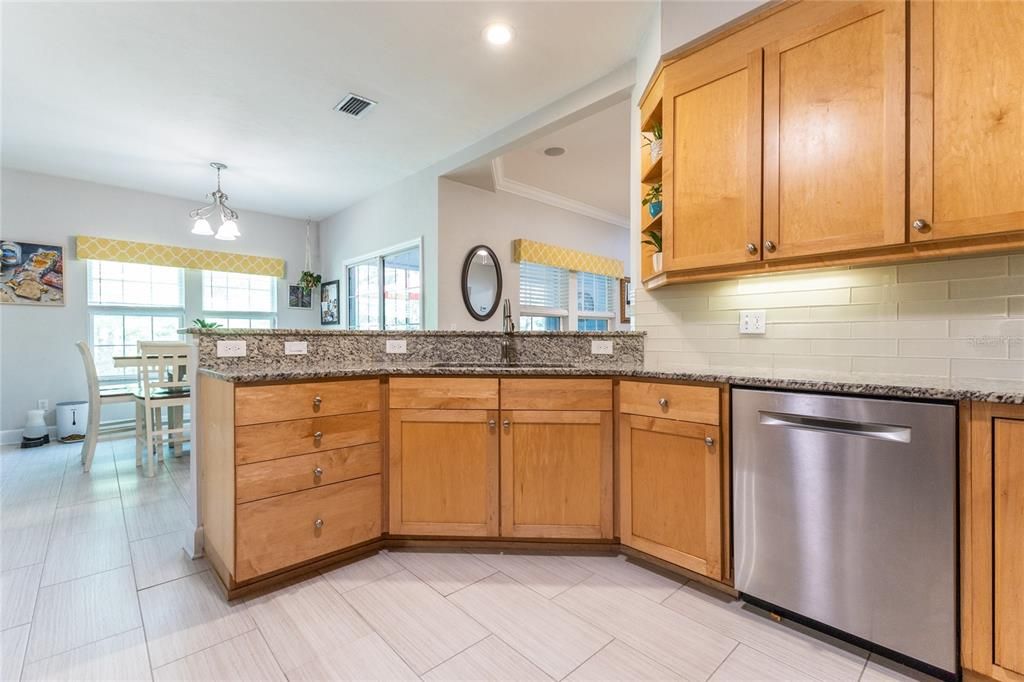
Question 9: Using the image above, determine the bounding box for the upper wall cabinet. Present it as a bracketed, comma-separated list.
[763, 1, 906, 259]
[909, 0, 1024, 242]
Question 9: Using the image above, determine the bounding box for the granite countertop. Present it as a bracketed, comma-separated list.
[198, 362, 1023, 405]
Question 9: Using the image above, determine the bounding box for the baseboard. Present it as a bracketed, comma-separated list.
[1, 419, 137, 446]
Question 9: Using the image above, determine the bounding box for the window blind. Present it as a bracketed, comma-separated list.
[577, 272, 614, 314]
[519, 262, 569, 311]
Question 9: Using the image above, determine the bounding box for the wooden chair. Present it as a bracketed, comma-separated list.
[134, 353, 190, 477]
[76, 341, 136, 472]
[137, 341, 190, 461]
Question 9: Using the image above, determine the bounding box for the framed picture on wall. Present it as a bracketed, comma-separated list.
[1, 240, 65, 306]
[320, 280, 340, 325]
[288, 285, 313, 309]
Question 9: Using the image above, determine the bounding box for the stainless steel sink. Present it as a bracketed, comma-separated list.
[430, 361, 569, 369]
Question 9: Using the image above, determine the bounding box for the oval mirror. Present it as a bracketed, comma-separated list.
[461, 245, 502, 321]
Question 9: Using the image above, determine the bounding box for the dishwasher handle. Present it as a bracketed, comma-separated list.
[758, 410, 911, 443]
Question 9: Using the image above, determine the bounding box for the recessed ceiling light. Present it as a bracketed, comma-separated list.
[484, 23, 514, 46]
[544, 146, 566, 157]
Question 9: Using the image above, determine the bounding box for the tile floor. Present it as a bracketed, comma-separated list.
[1, 438, 938, 681]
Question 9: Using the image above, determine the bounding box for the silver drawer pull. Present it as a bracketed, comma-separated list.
[313, 467, 324, 478]
[704, 436, 715, 447]
[488, 419, 496, 428]
[313, 431, 323, 441]
[502, 419, 511, 429]
[314, 518, 324, 529]
[658, 398, 669, 408]
[313, 395, 322, 407]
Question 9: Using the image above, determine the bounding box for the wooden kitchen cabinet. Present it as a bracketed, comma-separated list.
[909, 0, 1024, 243]
[964, 402, 1024, 680]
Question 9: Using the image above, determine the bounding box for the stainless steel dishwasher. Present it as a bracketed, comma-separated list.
[732, 388, 957, 676]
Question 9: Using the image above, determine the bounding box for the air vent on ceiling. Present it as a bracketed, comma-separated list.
[333, 93, 377, 118]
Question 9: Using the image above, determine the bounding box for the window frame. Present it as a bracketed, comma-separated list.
[576, 271, 616, 330]
[199, 270, 278, 329]
[343, 237, 424, 331]
[518, 262, 618, 332]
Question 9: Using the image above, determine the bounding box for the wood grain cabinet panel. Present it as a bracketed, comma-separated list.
[389, 377, 499, 409]
[619, 381, 720, 425]
[994, 418, 1024, 676]
[235, 442, 381, 504]
[763, 0, 906, 259]
[662, 47, 763, 270]
[234, 411, 380, 465]
[388, 409, 499, 537]
[500, 410, 613, 539]
[619, 414, 724, 581]
[909, 0, 1024, 242]
[234, 475, 381, 583]
[234, 378, 380, 426]
[499, 378, 612, 411]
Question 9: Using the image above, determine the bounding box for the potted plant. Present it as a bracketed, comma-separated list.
[642, 182, 662, 219]
[642, 122, 663, 164]
[192, 318, 222, 329]
[297, 270, 321, 292]
[642, 228, 663, 272]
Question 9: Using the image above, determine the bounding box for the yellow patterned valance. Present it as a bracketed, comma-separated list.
[75, 236, 285, 278]
[511, 239, 623, 279]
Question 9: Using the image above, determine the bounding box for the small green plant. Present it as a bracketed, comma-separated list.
[641, 122, 663, 146]
[297, 270, 322, 292]
[192, 318, 222, 329]
[642, 182, 662, 208]
[641, 229, 663, 253]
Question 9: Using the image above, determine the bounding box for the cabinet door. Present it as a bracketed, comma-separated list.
[994, 417, 1024, 675]
[662, 48, 763, 270]
[388, 409, 498, 536]
[909, 0, 1024, 242]
[500, 410, 613, 539]
[619, 414, 723, 580]
[764, 1, 906, 259]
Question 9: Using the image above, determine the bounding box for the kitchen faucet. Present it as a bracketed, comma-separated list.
[501, 299, 514, 364]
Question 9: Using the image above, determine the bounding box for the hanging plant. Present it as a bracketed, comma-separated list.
[298, 219, 321, 292]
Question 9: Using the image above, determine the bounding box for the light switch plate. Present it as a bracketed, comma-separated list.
[284, 341, 308, 355]
[591, 340, 614, 355]
[216, 339, 247, 357]
[739, 310, 767, 335]
[385, 339, 407, 354]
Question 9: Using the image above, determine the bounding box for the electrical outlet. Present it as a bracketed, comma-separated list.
[284, 341, 308, 355]
[739, 310, 767, 335]
[216, 340, 247, 357]
[385, 339, 407, 354]
[37, 399, 48, 411]
[591, 340, 614, 355]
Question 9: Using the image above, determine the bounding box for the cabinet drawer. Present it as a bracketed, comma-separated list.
[619, 381, 720, 425]
[235, 474, 381, 582]
[500, 378, 613, 411]
[389, 377, 499, 409]
[236, 442, 381, 504]
[234, 378, 379, 426]
[235, 411, 379, 465]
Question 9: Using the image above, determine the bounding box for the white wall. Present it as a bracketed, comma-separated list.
[437, 179, 630, 330]
[660, 0, 767, 54]
[0, 169, 319, 433]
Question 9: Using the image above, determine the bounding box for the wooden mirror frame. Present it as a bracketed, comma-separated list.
[460, 244, 502, 321]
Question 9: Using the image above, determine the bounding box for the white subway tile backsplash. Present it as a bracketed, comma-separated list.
[849, 281, 948, 304]
[773, 354, 853, 374]
[849, 320, 948, 339]
[808, 303, 898, 322]
[852, 356, 950, 377]
[897, 256, 1007, 283]
[951, 358, 1024, 381]
[810, 339, 898, 357]
[949, 276, 1024, 299]
[948, 318, 1024, 339]
[898, 338, 1008, 359]
[898, 298, 1007, 319]
[1010, 298, 1024, 317]
[737, 338, 811, 355]
[736, 266, 895, 294]
[708, 288, 849, 311]
[1010, 255, 1024, 276]
[769, 323, 852, 339]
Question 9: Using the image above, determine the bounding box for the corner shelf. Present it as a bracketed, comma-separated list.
[641, 156, 662, 184]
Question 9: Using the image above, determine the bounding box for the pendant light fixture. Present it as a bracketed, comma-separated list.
[190, 162, 240, 240]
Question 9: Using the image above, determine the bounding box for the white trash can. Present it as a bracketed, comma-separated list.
[56, 401, 88, 443]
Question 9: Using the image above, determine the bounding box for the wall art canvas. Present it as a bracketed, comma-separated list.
[1, 240, 65, 306]
[288, 284, 313, 309]
[320, 280, 340, 325]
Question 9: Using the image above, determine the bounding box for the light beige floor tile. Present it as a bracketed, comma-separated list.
[450, 572, 612, 680]
[50, 498, 125, 539]
[343, 569, 489, 674]
[555, 575, 735, 680]
[22, 628, 152, 682]
[565, 554, 684, 602]
[56, 470, 121, 508]
[246, 575, 373, 673]
[662, 583, 867, 681]
[390, 549, 497, 595]
[709, 643, 812, 681]
[129, 529, 209, 590]
[139, 570, 255, 668]
[41, 527, 132, 586]
[471, 550, 593, 598]
[0, 525, 52, 570]
[123, 496, 190, 541]
[117, 474, 182, 509]
[320, 550, 403, 594]
[424, 634, 551, 681]
[1, 624, 30, 682]
[1, 471, 63, 504]
[287, 632, 419, 681]
[861, 654, 938, 681]
[26, 566, 142, 662]
[1, 563, 43, 629]
[567, 640, 683, 681]
[152, 629, 285, 682]
[0, 495, 57, 531]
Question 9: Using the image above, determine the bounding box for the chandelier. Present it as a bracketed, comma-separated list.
[190, 162, 240, 240]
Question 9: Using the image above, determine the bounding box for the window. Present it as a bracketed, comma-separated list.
[87, 261, 184, 379]
[346, 242, 422, 330]
[519, 262, 569, 331]
[201, 271, 276, 328]
[576, 271, 615, 331]
[520, 316, 562, 331]
[577, 318, 609, 332]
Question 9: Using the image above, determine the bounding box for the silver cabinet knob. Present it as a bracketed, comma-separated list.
[705, 436, 715, 446]
[314, 518, 324, 529]
[912, 218, 930, 232]
[502, 419, 511, 429]
[764, 240, 777, 253]
[313, 467, 323, 478]
[313, 431, 323, 441]
[488, 419, 496, 428]
[312, 395, 322, 407]
[746, 242, 758, 255]
[658, 398, 669, 408]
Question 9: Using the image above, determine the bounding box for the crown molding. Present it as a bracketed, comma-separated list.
[491, 158, 629, 230]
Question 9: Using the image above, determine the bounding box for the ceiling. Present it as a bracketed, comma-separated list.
[497, 98, 630, 225]
[2, 1, 655, 220]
